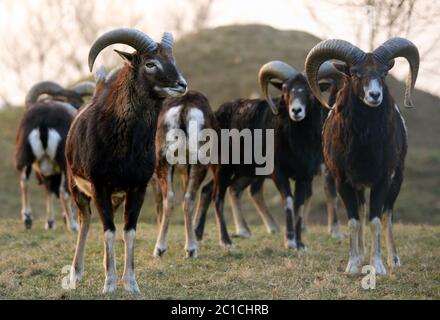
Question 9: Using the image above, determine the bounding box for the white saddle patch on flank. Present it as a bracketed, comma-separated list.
[74, 175, 127, 199]
[74, 176, 93, 197]
[164, 105, 182, 129]
[28, 128, 62, 176]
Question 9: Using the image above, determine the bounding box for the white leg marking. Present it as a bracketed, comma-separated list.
[358, 202, 367, 261]
[370, 217, 386, 275]
[346, 219, 361, 273]
[285, 196, 297, 249]
[103, 230, 117, 293]
[122, 229, 140, 293]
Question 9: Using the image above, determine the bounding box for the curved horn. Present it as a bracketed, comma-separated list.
[259, 61, 298, 115]
[161, 32, 174, 49]
[305, 39, 366, 109]
[373, 37, 420, 108]
[88, 28, 158, 72]
[72, 81, 95, 97]
[25, 81, 64, 107]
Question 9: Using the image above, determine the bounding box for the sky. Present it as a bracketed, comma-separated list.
[0, 0, 438, 105]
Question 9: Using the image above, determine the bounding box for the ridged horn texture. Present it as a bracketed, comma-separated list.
[305, 39, 366, 109]
[161, 32, 174, 49]
[259, 61, 298, 115]
[72, 81, 96, 97]
[373, 37, 420, 108]
[25, 81, 65, 107]
[88, 28, 158, 72]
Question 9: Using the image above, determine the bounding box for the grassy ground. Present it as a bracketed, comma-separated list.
[0, 219, 438, 299]
[1, 25, 439, 300]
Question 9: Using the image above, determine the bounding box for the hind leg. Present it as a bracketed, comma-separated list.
[249, 179, 280, 234]
[151, 175, 163, 227]
[44, 188, 56, 230]
[194, 180, 213, 241]
[153, 164, 174, 257]
[212, 167, 234, 248]
[182, 165, 207, 257]
[19, 166, 33, 229]
[59, 174, 79, 232]
[301, 181, 313, 233]
[323, 168, 343, 239]
[382, 169, 403, 268]
[69, 186, 92, 286]
[229, 176, 253, 238]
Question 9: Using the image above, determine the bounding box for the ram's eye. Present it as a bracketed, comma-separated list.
[146, 62, 156, 69]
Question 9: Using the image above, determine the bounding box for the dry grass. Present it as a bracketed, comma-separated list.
[0, 219, 438, 299]
[0, 25, 439, 300]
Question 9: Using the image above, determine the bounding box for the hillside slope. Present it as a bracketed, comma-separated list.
[0, 24, 439, 224]
[174, 24, 440, 149]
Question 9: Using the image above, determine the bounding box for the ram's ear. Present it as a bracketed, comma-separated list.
[318, 81, 332, 92]
[333, 62, 350, 76]
[269, 80, 283, 91]
[114, 49, 134, 66]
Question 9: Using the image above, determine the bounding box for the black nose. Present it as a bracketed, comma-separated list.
[177, 79, 187, 89]
[369, 91, 380, 100]
[292, 108, 301, 115]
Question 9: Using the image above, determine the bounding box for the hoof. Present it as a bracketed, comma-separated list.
[24, 218, 33, 230]
[69, 221, 79, 233]
[153, 246, 167, 257]
[388, 255, 401, 268]
[233, 229, 252, 239]
[345, 257, 361, 274]
[185, 249, 198, 258]
[285, 239, 297, 249]
[296, 242, 307, 252]
[220, 241, 235, 249]
[371, 257, 387, 275]
[267, 226, 280, 235]
[69, 266, 83, 287]
[330, 224, 345, 240]
[331, 230, 345, 240]
[123, 277, 140, 293]
[45, 220, 55, 230]
[103, 278, 117, 294]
